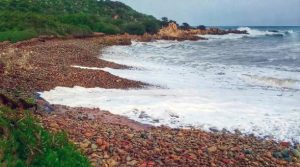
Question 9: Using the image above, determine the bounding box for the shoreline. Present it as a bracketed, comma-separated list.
[1, 35, 300, 166]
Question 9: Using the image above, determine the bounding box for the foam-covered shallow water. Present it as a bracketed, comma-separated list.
[41, 27, 300, 143]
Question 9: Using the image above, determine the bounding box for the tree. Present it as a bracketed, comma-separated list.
[168, 20, 178, 27]
[124, 23, 145, 35]
[180, 22, 190, 30]
[197, 25, 206, 30]
[143, 20, 160, 34]
[161, 17, 169, 27]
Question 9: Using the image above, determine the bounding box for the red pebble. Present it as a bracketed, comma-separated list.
[148, 161, 155, 167]
[239, 153, 245, 159]
[222, 159, 232, 164]
[280, 142, 289, 147]
[138, 162, 147, 167]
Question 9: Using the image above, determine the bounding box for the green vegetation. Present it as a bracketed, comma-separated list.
[0, 0, 161, 42]
[0, 30, 38, 43]
[0, 106, 90, 167]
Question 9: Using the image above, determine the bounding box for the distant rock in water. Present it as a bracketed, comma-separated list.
[199, 28, 248, 35]
[268, 30, 279, 33]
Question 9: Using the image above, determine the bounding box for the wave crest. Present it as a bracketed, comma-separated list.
[237, 27, 291, 37]
[200, 27, 294, 40]
[242, 74, 300, 89]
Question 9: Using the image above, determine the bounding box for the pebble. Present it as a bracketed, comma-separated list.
[207, 146, 217, 153]
[127, 134, 134, 139]
[292, 149, 300, 158]
[126, 156, 132, 161]
[80, 142, 90, 149]
[91, 153, 99, 158]
[107, 158, 118, 167]
[239, 153, 245, 159]
[278, 160, 288, 165]
[127, 160, 138, 166]
[84, 132, 94, 138]
[103, 152, 110, 159]
[281, 149, 290, 158]
[244, 149, 253, 155]
[91, 144, 97, 150]
[280, 142, 290, 147]
[272, 151, 283, 159]
[266, 152, 273, 158]
[96, 138, 103, 146]
[50, 123, 59, 129]
[140, 133, 148, 139]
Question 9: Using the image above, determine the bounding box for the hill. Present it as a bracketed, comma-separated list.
[0, 0, 161, 42]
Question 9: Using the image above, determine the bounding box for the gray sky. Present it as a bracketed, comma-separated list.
[115, 0, 300, 26]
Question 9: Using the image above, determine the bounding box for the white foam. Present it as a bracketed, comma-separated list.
[200, 33, 246, 40]
[71, 65, 103, 70]
[242, 74, 300, 89]
[200, 27, 291, 40]
[238, 27, 281, 36]
[40, 41, 300, 143]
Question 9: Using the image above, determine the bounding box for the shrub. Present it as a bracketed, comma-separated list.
[143, 20, 160, 34]
[197, 25, 206, 30]
[161, 17, 169, 27]
[93, 22, 121, 34]
[124, 23, 146, 35]
[0, 29, 38, 43]
[68, 25, 93, 38]
[180, 23, 191, 30]
[0, 106, 91, 166]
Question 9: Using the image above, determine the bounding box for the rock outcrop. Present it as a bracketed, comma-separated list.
[158, 23, 205, 41]
[157, 23, 247, 41]
[158, 23, 182, 38]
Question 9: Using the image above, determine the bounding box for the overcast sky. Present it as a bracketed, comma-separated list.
[115, 0, 300, 26]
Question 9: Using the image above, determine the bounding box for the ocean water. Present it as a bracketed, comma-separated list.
[41, 27, 300, 143]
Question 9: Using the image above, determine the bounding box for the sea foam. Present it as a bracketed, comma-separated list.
[200, 27, 294, 40]
[40, 29, 300, 143]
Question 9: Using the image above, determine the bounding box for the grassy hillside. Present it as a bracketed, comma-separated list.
[0, 0, 161, 42]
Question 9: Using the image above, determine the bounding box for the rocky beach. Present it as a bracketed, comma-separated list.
[1, 0, 299, 166]
[1, 27, 300, 166]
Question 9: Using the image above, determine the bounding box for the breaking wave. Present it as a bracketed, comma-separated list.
[200, 27, 294, 40]
[40, 26, 300, 143]
[238, 27, 289, 37]
[242, 74, 300, 90]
